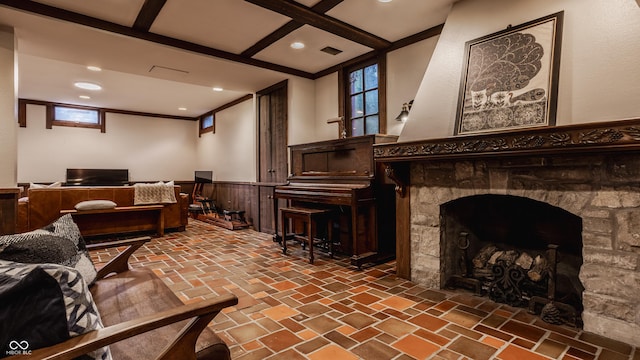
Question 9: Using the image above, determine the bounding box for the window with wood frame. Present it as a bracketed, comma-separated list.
[343, 56, 386, 136]
[199, 111, 214, 136]
[51, 104, 104, 130]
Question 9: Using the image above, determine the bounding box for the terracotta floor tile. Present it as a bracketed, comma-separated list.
[302, 315, 341, 334]
[445, 324, 483, 340]
[392, 334, 440, 359]
[474, 323, 514, 342]
[374, 318, 417, 338]
[409, 313, 449, 332]
[442, 308, 483, 328]
[350, 292, 382, 305]
[295, 337, 330, 354]
[500, 320, 547, 343]
[548, 332, 598, 354]
[351, 327, 382, 342]
[262, 304, 300, 321]
[434, 300, 458, 312]
[566, 347, 596, 360]
[324, 330, 357, 349]
[535, 338, 568, 359]
[297, 329, 318, 341]
[266, 348, 307, 360]
[308, 344, 359, 360]
[227, 323, 269, 344]
[270, 280, 298, 291]
[297, 303, 331, 317]
[242, 340, 262, 351]
[259, 329, 303, 352]
[351, 339, 400, 360]
[498, 344, 551, 360]
[482, 336, 505, 349]
[436, 348, 463, 360]
[512, 337, 536, 349]
[339, 312, 377, 330]
[414, 328, 450, 346]
[447, 336, 497, 360]
[235, 347, 274, 360]
[379, 295, 417, 311]
[295, 284, 323, 296]
[336, 324, 357, 336]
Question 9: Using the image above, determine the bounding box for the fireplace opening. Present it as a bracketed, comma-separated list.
[440, 194, 584, 326]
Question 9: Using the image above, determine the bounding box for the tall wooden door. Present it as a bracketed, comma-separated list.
[257, 80, 288, 234]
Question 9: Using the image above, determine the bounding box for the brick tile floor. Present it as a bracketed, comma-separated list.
[90, 219, 639, 359]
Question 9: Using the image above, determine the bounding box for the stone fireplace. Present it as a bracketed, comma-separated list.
[375, 119, 640, 346]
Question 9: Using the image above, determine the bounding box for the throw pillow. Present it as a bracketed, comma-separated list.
[0, 214, 98, 285]
[29, 181, 62, 189]
[133, 182, 177, 205]
[75, 200, 118, 211]
[0, 260, 111, 360]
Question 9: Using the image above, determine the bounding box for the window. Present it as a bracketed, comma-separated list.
[50, 104, 103, 131]
[199, 111, 214, 136]
[344, 57, 385, 137]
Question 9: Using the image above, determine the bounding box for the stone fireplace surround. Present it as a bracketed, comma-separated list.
[374, 118, 640, 346]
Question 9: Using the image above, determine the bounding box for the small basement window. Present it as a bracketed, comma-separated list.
[199, 112, 214, 136]
[50, 105, 103, 131]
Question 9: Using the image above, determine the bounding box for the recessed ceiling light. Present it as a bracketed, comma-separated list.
[178, 107, 187, 111]
[87, 66, 102, 72]
[79, 95, 91, 99]
[212, 87, 223, 92]
[378, 0, 392, 2]
[74, 82, 102, 90]
[290, 41, 305, 49]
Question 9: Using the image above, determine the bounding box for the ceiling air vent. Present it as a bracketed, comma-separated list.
[321, 46, 343, 55]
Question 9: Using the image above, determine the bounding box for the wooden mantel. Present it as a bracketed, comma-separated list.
[374, 118, 640, 163]
[373, 118, 640, 279]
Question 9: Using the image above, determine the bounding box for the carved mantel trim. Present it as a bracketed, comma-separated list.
[374, 118, 640, 162]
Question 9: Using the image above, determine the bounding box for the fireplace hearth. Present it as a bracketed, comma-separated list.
[374, 119, 640, 346]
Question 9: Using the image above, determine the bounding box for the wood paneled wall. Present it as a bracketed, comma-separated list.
[181, 181, 263, 231]
[0, 188, 20, 235]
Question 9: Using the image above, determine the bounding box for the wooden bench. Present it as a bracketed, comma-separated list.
[7, 237, 237, 360]
[280, 206, 334, 264]
[61, 205, 165, 237]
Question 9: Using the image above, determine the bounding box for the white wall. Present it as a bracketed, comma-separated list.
[288, 76, 317, 146]
[18, 104, 198, 183]
[400, 0, 640, 142]
[0, 27, 17, 187]
[196, 97, 256, 182]
[314, 72, 340, 142]
[386, 37, 439, 136]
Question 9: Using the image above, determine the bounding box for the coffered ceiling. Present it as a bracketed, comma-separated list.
[0, 0, 454, 118]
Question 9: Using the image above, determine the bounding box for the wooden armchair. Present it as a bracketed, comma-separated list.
[7, 237, 237, 360]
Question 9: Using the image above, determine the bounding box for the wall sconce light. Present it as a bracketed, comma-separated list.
[395, 100, 413, 122]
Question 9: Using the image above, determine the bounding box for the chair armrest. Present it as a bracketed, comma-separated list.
[86, 236, 151, 281]
[6, 293, 238, 360]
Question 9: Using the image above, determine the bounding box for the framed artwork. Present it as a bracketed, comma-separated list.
[454, 11, 564, 135]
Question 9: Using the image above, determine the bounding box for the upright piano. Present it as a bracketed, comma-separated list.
[274, 134, 398, 268]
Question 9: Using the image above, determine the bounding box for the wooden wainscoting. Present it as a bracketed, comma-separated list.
[0, 188, 20, 235]
[182, 181, 279, 234]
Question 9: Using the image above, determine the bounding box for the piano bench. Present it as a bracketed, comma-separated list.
[280, 207, 334, 264]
